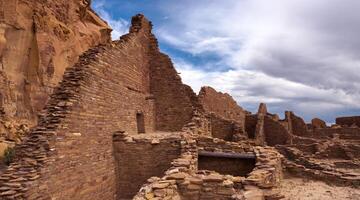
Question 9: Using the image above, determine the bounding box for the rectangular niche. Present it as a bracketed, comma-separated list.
[198, 151, 256, 177]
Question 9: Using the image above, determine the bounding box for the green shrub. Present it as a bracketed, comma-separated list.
[3, 147, 15, 166]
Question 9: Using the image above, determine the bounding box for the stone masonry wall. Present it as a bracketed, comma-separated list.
[264, 116, 291, 146]
[0, 14, 165, 200]
[310, 127, 360, 140]
[198, 86, 246, 134]
[209, 114, 244, 141]
[336, 116, 360, 127]
[245, 115, 257, 139]
[149, 38, 200, 131]
[287, 111, 308, 136]
[113, 132, 182, 199]
[135, 136, 283, 200]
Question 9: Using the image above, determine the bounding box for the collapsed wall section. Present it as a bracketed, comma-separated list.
[209, 114, 244, 141]
[264, 116, 291, 146]
[286, 111, 308, 136]
[198, 86, 246, 133]
[244, 104, 292, 146]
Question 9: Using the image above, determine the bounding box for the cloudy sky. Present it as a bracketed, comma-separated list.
[92, 0, 360, 123]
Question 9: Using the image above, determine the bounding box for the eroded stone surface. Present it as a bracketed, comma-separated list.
[0, 0, 111, 133]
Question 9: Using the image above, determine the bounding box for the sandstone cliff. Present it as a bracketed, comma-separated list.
[0, 0, 111, 140]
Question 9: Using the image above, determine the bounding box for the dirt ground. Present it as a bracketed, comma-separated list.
[280, 176, 360, 200]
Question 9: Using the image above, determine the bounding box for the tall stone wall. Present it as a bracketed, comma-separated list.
[0, 14, 177, 200]
[336, 116, 360, 127]
[253, 103, 267, 145]
[198, 86, 246, 133]
[286, 111, 308, 136]
[264, 116, 291, 146]
[245, 115, 258, 139]
[149, 43, 199, 131]
[244, 104, 292, 146]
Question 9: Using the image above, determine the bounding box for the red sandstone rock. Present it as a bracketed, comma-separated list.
[0, 0, 111, 125]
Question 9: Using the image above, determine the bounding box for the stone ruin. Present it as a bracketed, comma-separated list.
[0, 13, 359, 200]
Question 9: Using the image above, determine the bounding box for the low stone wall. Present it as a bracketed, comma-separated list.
[113, 131, 183, 199]
[309, 127, 360, 139]
[336, 116, 360, 127]
[209, 114, 245, 142]
[134, 135, 283, 200]
[277, 145, 360, 187]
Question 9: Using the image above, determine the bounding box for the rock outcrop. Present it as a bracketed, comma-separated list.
[0, 0, 111, 127]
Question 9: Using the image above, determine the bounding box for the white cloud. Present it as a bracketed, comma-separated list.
[174, 59, 360, 121]
[92, 0, 129, 40]
[157, 0, 360, 122]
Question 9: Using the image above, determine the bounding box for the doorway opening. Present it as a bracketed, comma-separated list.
[136, 112, 145, 133]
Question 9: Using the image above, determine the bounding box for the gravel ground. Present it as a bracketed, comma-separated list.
[280, 176, 360, 200]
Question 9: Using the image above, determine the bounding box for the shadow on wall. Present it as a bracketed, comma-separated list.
[113, 134, 182, 199]
[198, 152, 256, 177]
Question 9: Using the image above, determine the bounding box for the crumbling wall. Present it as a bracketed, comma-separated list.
[149, 41, 200, 131]
[286, 111, 308, 136]
[311, 118, 327, 129]
[209, 114, 238, 141]
[0, 14, 158, 200]
[135, 136, 283, 200]
[182, 110, 212, 136]
[245, 115, 258, 139]
[311, 127, 360, 140]
[336, 116, 360, 127]
[198, 86, 246, 133]
[264, 116, 291, 146]
[253, 103, 267, 145]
